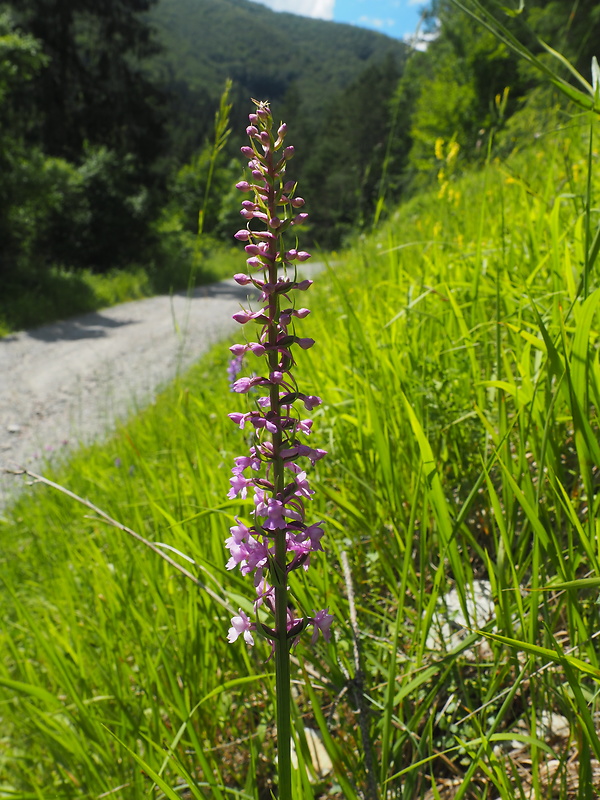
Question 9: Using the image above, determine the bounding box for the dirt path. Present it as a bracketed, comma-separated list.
[0, 279, 257, 507]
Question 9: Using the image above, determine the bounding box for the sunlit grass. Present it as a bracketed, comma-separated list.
[1, 111, 600, 798]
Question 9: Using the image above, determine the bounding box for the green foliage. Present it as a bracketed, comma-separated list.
[398, 0, 600, 191]
[0, 0, 410, 300]
[524, 0, 600, 75]
[0, 243, 240, 335]
[398, 0, 525, 185]
[7, 0, 600, 325]
[145, 0, 409, 250]
[0, 9, 47, 276]
[12, 0, 166, 162]
[0, 265, 152, 336]
[47, 146, 155, 272]
[149, 0, 407, 161]
[2, 110, 600, 797]
[301, 55, 403, 247]
[1, 142, 160, 277]
[160, 152, 239, 237]
[0, 0, 167, 289]
[163, 81, 238, 241]
[0, 7, 46, 95]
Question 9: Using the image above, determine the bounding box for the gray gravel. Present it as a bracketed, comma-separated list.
[0, 280, 252, 508]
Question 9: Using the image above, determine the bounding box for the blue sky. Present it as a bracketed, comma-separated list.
[247, 0, 428, 41]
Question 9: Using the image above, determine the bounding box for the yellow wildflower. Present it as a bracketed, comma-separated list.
[446, 141, 460, 165]
[435, 138, 444, 161]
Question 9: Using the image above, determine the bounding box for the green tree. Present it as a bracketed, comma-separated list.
[0, 9, 51, 276]
[404, 0, 527, 183]
[11, 0, 166, 165]
[302, 55, 403, 246]
[0, 0, 171, 275]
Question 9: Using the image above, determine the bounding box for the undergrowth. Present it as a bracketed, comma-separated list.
[0, 242, 242, 337]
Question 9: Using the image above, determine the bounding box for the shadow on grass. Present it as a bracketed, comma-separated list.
[0, 261, 222, 337]
[0, 269, 101, 335]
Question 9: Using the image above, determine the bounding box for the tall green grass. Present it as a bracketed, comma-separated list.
[1, 108, 599, 798]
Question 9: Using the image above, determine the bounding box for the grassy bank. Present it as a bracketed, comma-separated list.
[1, 109, 599, 798]
[0, 243, 242, 337]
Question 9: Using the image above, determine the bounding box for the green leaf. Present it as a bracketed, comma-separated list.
[103, 726, 186, 800]
[475, 630, 600, 680]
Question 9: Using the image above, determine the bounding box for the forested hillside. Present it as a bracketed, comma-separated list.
[148, 0, 406, 157]
[1, 0, 599, 332]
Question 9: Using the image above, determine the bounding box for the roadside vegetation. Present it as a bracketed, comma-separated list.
[2, 88, 600, 797]
[2, 0, 598, 335]
[3, 0, 600, 796]
[0, 243, 241, 336]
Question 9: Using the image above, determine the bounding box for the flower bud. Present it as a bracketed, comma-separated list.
[236, 181, 251, 192]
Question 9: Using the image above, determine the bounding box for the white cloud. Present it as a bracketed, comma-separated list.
[358, 14, 396, 29]
[248, 0, 335, 20]
[403, 29, 438, 50]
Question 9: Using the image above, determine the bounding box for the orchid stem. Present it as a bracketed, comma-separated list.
[275, 534, 292, 798]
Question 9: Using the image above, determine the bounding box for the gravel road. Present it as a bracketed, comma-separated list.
[0, 279, 255, 508]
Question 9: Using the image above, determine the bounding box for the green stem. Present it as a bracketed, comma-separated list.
[271, 275, 292, 797]
[264, 136, 292, 797]
[274, 535, 292, 799]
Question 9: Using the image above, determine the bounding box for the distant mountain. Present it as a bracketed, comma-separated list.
[148, 0, 407, 156]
